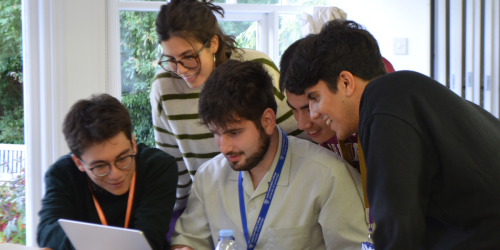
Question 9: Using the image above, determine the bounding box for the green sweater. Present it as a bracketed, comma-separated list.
[37, 144, 178, 250]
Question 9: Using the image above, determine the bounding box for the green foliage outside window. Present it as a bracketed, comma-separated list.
[120, 10, 160, 147]
[120, 12, 260, 148]
[0, 0, 23, 144]
[0, 168, 26, 244]
[120, 1, 330, 148]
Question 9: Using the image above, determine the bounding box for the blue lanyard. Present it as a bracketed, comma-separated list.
[238, 129, 288, 250]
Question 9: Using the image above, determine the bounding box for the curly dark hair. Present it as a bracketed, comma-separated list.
[284, 20, 386, 95]
[62, 94, 133, 158]
[155, 0, 240, 67]
[199, 60, 277, 131]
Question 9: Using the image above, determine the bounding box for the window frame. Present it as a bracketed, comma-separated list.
[106, 0, 315, 99]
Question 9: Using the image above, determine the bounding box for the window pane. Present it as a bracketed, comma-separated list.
[237, 0, 279, 4]
[282, 0, 328, 5]
[0, 0, 26, 244]
[219, 21, 257, 50]
[279, 14, 302, 63]
[120, 11, 160, 148]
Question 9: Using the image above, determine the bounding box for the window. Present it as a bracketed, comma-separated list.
[112, 1, 316, 145]
[0, 0, 26, 244]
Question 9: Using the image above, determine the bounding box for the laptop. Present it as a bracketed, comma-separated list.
[58, 219, 152, 250]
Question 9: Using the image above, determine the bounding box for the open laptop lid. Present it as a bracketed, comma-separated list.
[58, 219, 152, 250]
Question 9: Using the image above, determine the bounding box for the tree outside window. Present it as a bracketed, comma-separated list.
[0, 0, 26, 244]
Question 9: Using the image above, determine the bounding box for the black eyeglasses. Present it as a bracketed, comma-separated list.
[80, 153, 136, 177]
[158, 40, 210, 74]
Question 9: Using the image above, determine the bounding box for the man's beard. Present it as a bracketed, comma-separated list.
[226, 127, 271, 171]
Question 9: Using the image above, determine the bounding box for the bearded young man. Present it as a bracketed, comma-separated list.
[283, 19, 500, 250]
[170, 60, 367, 250]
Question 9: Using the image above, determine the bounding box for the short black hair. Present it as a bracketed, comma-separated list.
[62, 94, 133, 158]
[279, 37, 306, 93]
[199, 60, 277, 130]
[284, 20, 386, 95]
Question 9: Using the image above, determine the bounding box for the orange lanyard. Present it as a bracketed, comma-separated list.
[338, 136, 369, 208]
[88, 172, 136, 228]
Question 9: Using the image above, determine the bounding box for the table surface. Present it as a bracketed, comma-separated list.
[0, 243, 39, 250]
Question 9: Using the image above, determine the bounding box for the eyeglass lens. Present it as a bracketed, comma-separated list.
[167, 57, 198, 72]
[92, 155, 134, 176]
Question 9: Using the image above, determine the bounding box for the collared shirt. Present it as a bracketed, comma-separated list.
[150, 49, 305, 212]
[320, 134, 360, 172]
[171, 127, 367, 250]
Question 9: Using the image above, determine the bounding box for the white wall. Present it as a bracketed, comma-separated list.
[23, 0, 107, 246]
[60, 0, 107, 105]
[329, 0, 431, 76]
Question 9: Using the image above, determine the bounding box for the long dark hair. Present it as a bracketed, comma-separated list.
[155, 0, 241, 67]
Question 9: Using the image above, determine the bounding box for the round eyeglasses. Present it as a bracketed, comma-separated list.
[81, 153, 136, 177]
[158, 40, 210, 74]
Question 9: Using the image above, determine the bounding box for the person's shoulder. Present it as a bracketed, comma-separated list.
[152, 69, 175, 82]
[137, 143, 174, 159]
[288, 136, 347, 171]
[136, 143, 177, 168]
[150, 69, 181, 91]
[46, 153, 78, 175]
[45, 153, 87, 186]
[135, 143, 178, 180]
[237, 49, 274, 63]
[369, 70, 435, 89]
[237, 49, 279, 75]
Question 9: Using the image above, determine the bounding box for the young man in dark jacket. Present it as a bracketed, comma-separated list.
[282, 19, 500, 250]
[37, 94, 178, 250]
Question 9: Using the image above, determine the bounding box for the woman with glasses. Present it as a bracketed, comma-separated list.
[151, 0, 302, 219]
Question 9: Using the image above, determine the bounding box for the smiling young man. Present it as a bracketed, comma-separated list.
[280, 38, 395, 171]
[170, 60, 367, 250]
[284, 20, 500, 250]
[37, 94, 178, 250]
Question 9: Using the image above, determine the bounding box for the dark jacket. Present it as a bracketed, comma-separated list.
[37, 144, 178, 250]
[359, 71, 500, 250]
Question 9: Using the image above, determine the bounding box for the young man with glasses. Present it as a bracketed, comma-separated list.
[37, 94, 178, 250]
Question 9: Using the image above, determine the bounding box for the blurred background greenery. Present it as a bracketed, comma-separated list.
[119, 0, 325, 147]
[0, 0, 23, 145]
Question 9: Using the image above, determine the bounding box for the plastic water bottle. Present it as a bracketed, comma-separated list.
[215, 229, 238, 250]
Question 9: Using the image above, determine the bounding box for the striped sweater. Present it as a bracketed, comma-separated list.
[150, 49, 304, 211]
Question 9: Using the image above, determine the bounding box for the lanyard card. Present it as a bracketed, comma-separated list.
[361, 241, 375, 250]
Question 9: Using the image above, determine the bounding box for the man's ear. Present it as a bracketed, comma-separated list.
[210, 35, 219, 54]
[131, 134, 137, 154]
[261, 108, 277, 135]
[71, 154, 86, 172]
[338, 71, 356, 97]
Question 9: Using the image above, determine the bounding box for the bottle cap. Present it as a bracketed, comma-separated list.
[219, 229, 234, 237]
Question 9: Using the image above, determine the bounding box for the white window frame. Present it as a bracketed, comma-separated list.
[106, 0, 315, 98]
